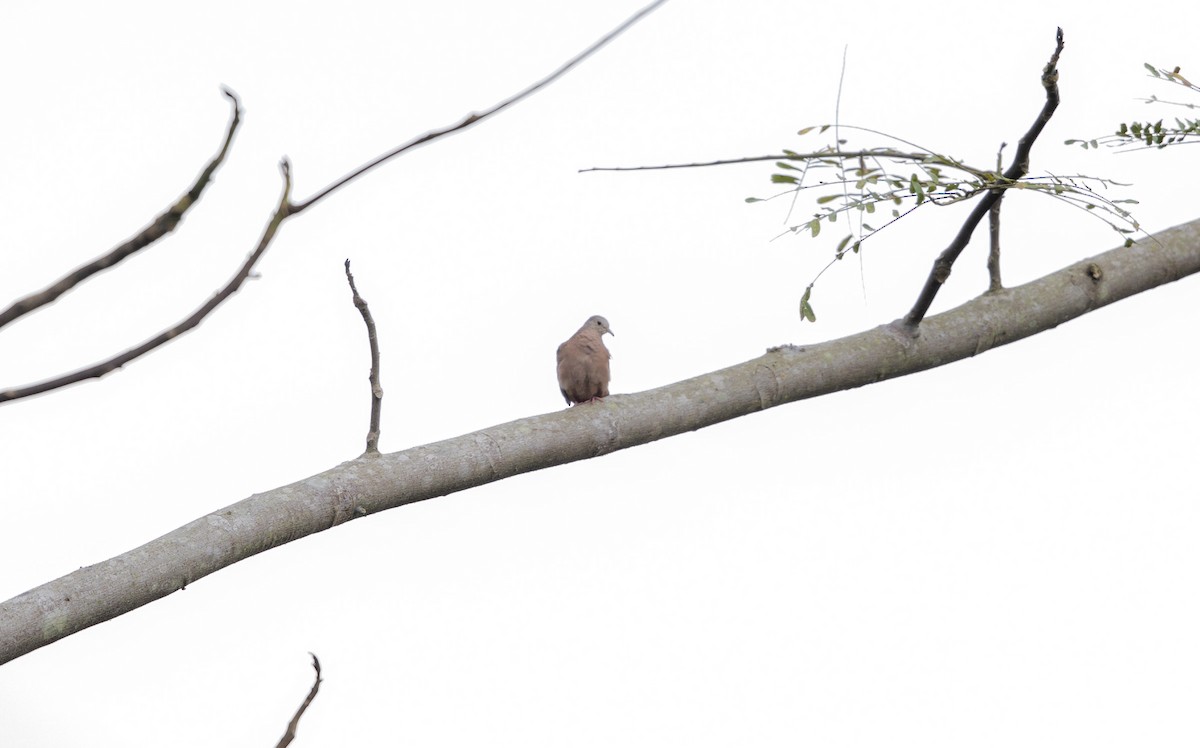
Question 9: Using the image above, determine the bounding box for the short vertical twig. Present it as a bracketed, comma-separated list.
[344, 260, 383, 455]
[987, 194, 1004, 292]
[987, 142, 1006, 292]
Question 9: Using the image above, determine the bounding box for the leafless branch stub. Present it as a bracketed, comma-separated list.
[345, 259, 383, 455]
[0, 161, 293, 404]
[275, 653, 323, 748]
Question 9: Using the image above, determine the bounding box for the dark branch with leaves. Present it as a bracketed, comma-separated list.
[902, 28, 1066, 327]
[587, 29, 1142, 324]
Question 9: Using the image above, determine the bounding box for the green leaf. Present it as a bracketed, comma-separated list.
[809, 218, 821, 237]
[799, 286, 817, 322]
[745, 197, 762, 203]
[797, 127, 817, 136]
[1145, 62, 1161, 77]
[835, 234, 853, 256]
[816, 194, 839, 204]
[911, 174, 925, 205]
[771, 174, 798, 184]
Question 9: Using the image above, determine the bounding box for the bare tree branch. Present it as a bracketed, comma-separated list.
[345, 260, 383, 455]
[3, 214, 1198, 666]
[0, 162, 293, 404]
[288, 0, 669, 214]
[903, 28, 1065, 328]
[0, 1, 666, 405]
[275, 654, 323, 748]
[0, 88, 243, 332]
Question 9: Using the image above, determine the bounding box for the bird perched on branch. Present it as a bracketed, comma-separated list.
[556, 315, 613, 406]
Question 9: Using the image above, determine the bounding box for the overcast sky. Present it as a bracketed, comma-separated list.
[2, 1, 1199, 745]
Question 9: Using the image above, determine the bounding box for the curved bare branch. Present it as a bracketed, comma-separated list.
[289, 0, 668, 214]
[0, 163, 292, 403]
[0, 88, 243, 332]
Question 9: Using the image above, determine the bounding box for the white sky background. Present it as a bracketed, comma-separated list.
[2, 1, 1198, 745]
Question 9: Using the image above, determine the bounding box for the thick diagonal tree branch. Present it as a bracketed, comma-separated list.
[0, 0, 666, 405]
[3, 215, 1198, 666]
[0, 88, 242, 332]
[903, 28, 1065, 328]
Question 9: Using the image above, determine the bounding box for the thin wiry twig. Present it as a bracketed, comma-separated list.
[581, 147, 991, 179]
[831, 45, 867, 298]
[290, 0, 668, 214]
[344, 260, 383, 455]
[275, 654, 323, 748]
[0, 88, 243, 332]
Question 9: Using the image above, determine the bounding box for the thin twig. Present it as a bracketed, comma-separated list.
[344, 259, 382, 455]
[275, 654, 323, 748]
[987, 197, 1004, 292]
[987, 142, 1007, 292]
[0, 161, 293, 403]
[902, 27, 1064, 328]
[289, 0, 668, 214]
[0, 89, 243, 332]
[580, 148, 984, 175]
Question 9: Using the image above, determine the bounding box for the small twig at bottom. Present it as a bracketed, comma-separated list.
[344, 259, 383, 454]
[275, 653, 323, 748]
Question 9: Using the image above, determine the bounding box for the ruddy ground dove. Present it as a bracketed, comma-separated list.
[556, 315, 613, 406]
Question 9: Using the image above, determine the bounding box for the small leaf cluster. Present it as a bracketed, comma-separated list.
[750, 124, 1143, 322]
[1067, 63, 1200, 151]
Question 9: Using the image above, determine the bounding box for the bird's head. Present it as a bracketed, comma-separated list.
[584, 314, 613, 337]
